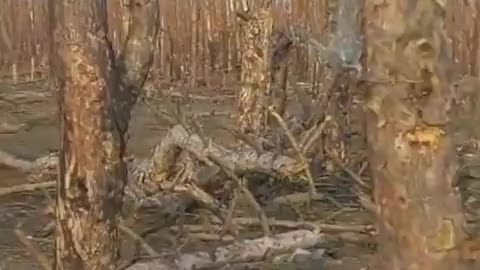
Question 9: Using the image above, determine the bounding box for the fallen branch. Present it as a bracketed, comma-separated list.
[0, 122, 27, 134]
[300, 116, 331, 156]
[119, 219, 160, 257]
[151, 125, 303, 186]
[0, 149, 34, 172]
[326, 152, 376, 213]
[327, 151, 369, 189]
[0, 181, 55, 197]
[126, 229, 324, 270]
[2, 125, 303, 187]
[153, 89, 236, 101]
[188, 232, 235, 242]
[272, 192, 324, 206]
[269, 109, 317, 203]
[170, 217, 372, 235]
[0, 125, 305, 221]
[230, 217, 373, 234]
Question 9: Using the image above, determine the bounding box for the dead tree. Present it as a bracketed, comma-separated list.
[48, 1, 158, 269]
[322, 0, 364, 169]
[365, 1, 470, 269]
[236, 4, 273, 135]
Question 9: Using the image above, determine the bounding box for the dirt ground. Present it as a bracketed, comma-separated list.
[0, 79, 444, 270]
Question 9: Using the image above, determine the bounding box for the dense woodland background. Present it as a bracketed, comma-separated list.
[0, 1, 479, 83]
[2, 1, 480, 270]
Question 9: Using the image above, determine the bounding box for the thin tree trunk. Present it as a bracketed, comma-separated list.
[365, 1, 468, 269]
[236, 5, 273, 135]
[190, 0, 197, 87]
[48, 1, 159, 269]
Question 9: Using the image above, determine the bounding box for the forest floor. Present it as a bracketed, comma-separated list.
[3, 78, 478, 269]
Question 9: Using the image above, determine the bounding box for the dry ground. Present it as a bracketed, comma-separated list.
[7, 78, 477, 269]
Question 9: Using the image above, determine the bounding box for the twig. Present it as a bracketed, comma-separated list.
[195, 111, 231, 118]
[117, 255, 168, 270]
[0, 149, 34, 172]
[220, 124, 264, 154]
[119, 219, 160, 257]
[326, 152, 376, 213]
[190, 115, 209, 147]
[0, 181, 55, 197]
[151, 90, 236, 101]
[209, 154, 271, 237]
[223, 189, 239, 237]
[0, 122, 27, 134]
[170, 216, 373, 235]
[272, 192, 323, 206]
[320, 207, 353, 223]
[178, 119, 271, 237]
[175, 183, 227, 222]
[189, 232, 235, 242]
[14, 226, 52, 270]
[300, 116, 331, 155]
[358, 160, 368, 176]
[268, 108, 318, 203]
[355, 190, 377, 214]
[144, 104, 176, 125]
[170, 224, 219, 233]
[232, 217, 374, 234]
[240, 183, 271, 236]
[327, 151, 369, 189]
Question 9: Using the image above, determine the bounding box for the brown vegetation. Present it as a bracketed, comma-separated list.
[1, 1, 480, 270]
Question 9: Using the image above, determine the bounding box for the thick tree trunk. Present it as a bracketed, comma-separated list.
[365, 1, 468, 269]
[48, 1, 158, 269]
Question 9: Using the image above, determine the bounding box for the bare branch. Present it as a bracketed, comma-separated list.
[269, 108, 318, 202]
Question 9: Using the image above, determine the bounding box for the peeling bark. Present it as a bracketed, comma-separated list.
[48, 1, 158, 269]
[364, 1, 468, 269]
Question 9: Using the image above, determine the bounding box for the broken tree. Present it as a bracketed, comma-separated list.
[48, 0, 158, 269]
[365, 1, 470, 269]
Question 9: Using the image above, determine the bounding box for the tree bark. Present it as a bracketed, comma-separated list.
[236, 5, 273, 135]
[364, 1, 468, 269]
[48, 1, 158, 269]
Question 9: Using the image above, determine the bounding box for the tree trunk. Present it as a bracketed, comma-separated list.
[236, 4, 273, 135]
[364, 1, 468, 269]
[48, 1, 158, 269]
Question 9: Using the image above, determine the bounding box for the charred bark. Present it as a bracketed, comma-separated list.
[236, 5, 273, 135]
[365, 1, 469, 269]
[48, 1, 158, 269]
